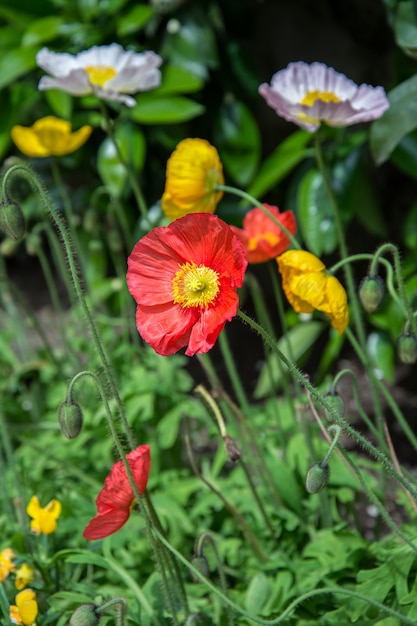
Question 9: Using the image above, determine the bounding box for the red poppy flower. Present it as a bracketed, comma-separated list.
[83, 445, 151, 540]
[230, 205, 297, 264]
[126, 213, 248, 356]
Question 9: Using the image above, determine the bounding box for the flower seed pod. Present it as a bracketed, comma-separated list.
[0, 200, 26, 241]
[397, 333, 417, 365]
[70, 604, 100, 626]
[358, 275, 385, 313]
[223, 435, 241, 462]
[190, 555, 209, 582]
[58, 399, 83, 439]
[306, 462, 330, 494]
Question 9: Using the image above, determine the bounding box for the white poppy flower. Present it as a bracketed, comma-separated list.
[259, 61, 389, 132]
[37, 43, 162, 107]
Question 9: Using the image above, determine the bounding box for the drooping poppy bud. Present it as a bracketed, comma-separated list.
[324, 392, 345, 420]
[359, 275, 385, 313]
[70, 604, 100, 626]
[58, 399, 84, 439]
[0, 200, 26, 241]
[190, 555, 210, 582]
[306, 462, 330, 494]
[397, 333, 417, 364]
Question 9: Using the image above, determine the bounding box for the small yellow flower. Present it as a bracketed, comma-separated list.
[277, 250, 349, 334]
[26, 495, 62, 535]
[10, 589, 38, 625]
[15, 563, 34, 590]
[11, 116, 92, 157]
[0, 548, 15, 582]
[161, 138, 224, 220]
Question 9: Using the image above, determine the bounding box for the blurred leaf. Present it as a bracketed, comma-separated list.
[155, 64, 204, 95]
[343, 161, 388, 238]
[0, 47, 37, 90]
[97, 138, 127, 198]
[393, 1, 417, 50]
[117, 122, 146, 173]
[297, 168, 338, 255]
[44, 90, 73, 120]
[22, 16, 64, 47]
[116, 4, 154, 36]
[247, 130, 312, 199]
[367, 331, 395, 383]
[403, 200, 417, 249]
[391, 133, 417, 180]
[214, 99, 261, 187]
[245, 573, 272, 615]
[370, 73, 417, 165]
[254, 321, 325, 398]
[131, 95, 204, 124]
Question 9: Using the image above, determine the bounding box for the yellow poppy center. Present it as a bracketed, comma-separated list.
[172, 262, 220, 308]
[85, 65, 117, 88]
[300, 90, 341, 106]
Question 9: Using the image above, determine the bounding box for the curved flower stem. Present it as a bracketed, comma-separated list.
[330, 252, 408, 317]
[1, 162, 135, 451]
[237, 309, 417, 502]
[195, 532, 235, 626]
[99, 102, 151, 229]
[150, 525, 417, 626]
[215, 184, 300, 248]
[322, 424, 341, 466]
[184, 431, 269, 563]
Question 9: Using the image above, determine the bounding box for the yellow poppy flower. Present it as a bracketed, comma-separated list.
[0, 547, 15, 582]
[11, 116, 92, 157]
[277, 250, 349, 334]
[10, 589, 38, 625]
[26, 495, 62, 535]
[161, 138, 224, 220]
[15, 563, 34, 590]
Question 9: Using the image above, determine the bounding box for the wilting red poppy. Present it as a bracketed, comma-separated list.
[83, 445, 151, 540]
[230, 204, 297, 264]
[126, 213, 248, 356]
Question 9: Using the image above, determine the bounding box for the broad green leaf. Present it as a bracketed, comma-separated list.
[131, 95, 204, 124]
[117, 122, 146, 173]
[370, 73, 417, 165]
[214, 99, 261, 187]
[247, 130, 312, 199]
[155, 64, 204, 95]
[97, 137, 127, 198]
[254, 321, 325, 398]
[367, 331, 395, 383]
[391, 133, 417, 180]
[394, 1, 417, 50]
[245, 573, 272, 616]
[116, 4, 154, 37]
[44, 90, 73, 120]
[22, 16, 64, 47]
[297, 168, 338, 255]
[0, 47, 37, 91]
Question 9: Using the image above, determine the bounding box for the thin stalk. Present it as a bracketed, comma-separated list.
[218, 330, 250, 414]
[237, 309, 417, 502]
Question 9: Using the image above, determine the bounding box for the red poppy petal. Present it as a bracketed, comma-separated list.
[135, 302, 198, 356]
[83, 508, 130, 540]
[127, 444, 151, 494]
[96, 462, 134, 512]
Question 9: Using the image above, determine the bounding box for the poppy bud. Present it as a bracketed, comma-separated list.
[58, 399, 83, 439]
[397, 333, 417, 364]
[358, 275, 385, 313]
[25, 233, 42, 256]
[324, 392, 344, 420]
[0, 200, 26, 241]
[223, 435, 241, 462]
[306, 462, 330, 494]
[69, 604, 100, 626]
[0, 237, 19, 257]
[190, 555, 209, 582]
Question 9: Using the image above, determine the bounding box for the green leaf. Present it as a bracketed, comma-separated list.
[366, 331, 395, 383]
[370, 73, 417, 165]
[131, 95, 205, 124]
[214, 99, 261, 187]
[116, 4, 154, 37]
[44, 90, 73, 119]
[0, 47, 37, 91]
[21, 15, 64, 47]
[97, 138, 127, 198]
[254, 321, 325, 398]
[155, 64, 204, 95]
[245, 573, 272, 615]
[394, 1, 417, 49]
[297, 168, 338, 255]
[116, 122, 146, 173]
[247, 130, 312, 199]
